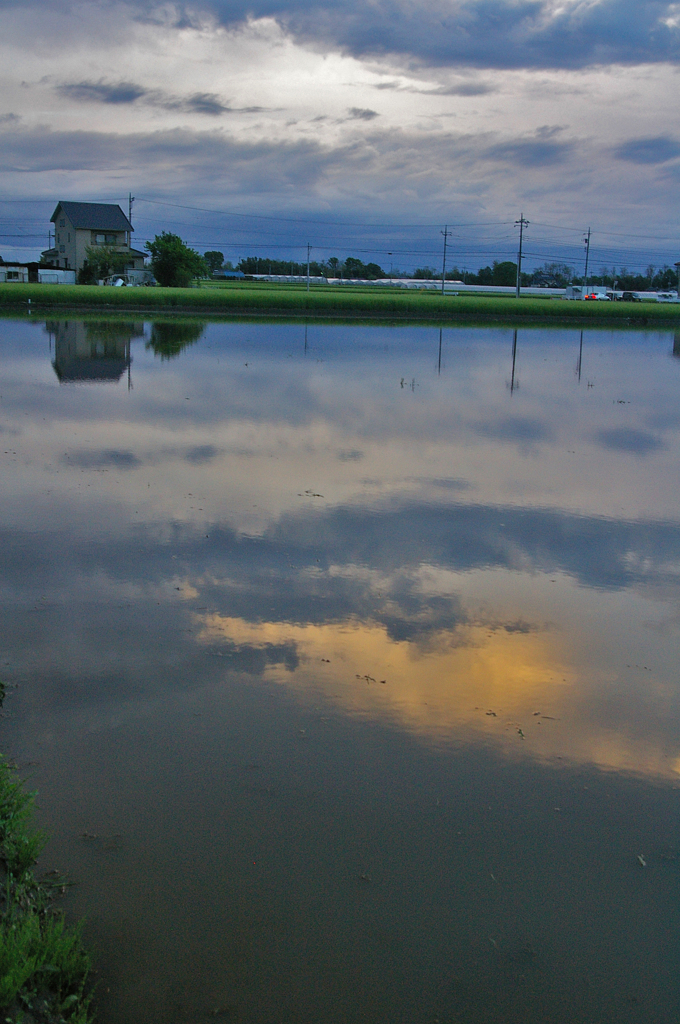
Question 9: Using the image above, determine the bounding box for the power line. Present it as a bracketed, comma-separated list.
[133, 196, 510, 230]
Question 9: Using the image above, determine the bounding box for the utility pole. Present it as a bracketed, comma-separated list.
[515, 214, 529, 299]
[583, 227, 591, 291]
[306, 243, 311, 292]
[128, 192, 135, 246]
[441, 225, 450, 295]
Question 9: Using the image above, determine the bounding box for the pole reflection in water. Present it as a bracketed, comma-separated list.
[510, 327, 518, 392]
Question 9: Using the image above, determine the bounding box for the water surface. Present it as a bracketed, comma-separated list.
[2, 316, 680, 1023]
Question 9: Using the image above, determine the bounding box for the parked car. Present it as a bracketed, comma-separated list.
[619, 291, 641, 302]
[584, 292, 610, 301]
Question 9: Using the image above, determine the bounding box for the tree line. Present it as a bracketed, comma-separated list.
[235, 255, 679, 290]
[74, 233, 679, 291]
[413, 260, 679, 291]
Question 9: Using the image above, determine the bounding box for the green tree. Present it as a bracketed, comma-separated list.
[530, 262, 575, 287]
[336, 257, 385, 279]
[203, 251, 225, 274]
[491, 261, 518, 286]
[78, 244, 130, 284]
[145, 232, 206, 287]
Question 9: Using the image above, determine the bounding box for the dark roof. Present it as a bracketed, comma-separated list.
[51, 202, 132, 231]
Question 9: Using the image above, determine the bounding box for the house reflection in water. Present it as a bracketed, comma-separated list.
[48, 320, 144, 384]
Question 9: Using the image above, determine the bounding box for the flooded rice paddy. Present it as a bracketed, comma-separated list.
[2, 316, 680, 1023]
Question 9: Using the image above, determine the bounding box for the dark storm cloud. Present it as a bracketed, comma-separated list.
[422, 82, 496, 96]
[347, 107, 380, 120]
[185, 444, 221, 464]
[485, 138, 572, 167]
[62, 449, 142, 469]
[183, 92, 232, 115]
[56, 79, 239, 116]
[472, 416, 554, 444]
[614, 136, 680, 164]
[428, 478, 471, 491]
[166, 0, 680, 70]
[595, 427, 666, 455]
[372, 79, 496, 96]
[0, 121, 579, 187]
[58, 80, 149, 104]
[0, 124, 335, 185]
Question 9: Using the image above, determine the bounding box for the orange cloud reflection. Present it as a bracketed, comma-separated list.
[195, 613, 680, 779]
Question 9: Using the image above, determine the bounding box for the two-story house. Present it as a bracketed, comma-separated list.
[41, 202, 146, 274]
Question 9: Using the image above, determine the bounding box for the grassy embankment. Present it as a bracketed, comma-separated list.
[2, 281, 680, 323]
[0, 683, 93, 1024]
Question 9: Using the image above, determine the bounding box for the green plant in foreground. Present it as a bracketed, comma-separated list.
[0, 763, 47, 881]
[0, 746, 94, 1022]
[0, 914, 89, 1009]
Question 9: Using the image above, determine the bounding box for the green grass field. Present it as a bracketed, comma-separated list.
[1, 281, 679, 323]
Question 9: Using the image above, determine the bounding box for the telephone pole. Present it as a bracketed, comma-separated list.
[306, 243, 311, 292]
[515, 214, 529, 298]
[441, 225, 450, 295]
[128, 192, 135, 247]
[583, 227, 591, 290]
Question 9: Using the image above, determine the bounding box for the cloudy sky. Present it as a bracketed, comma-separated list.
[1, 0, 680, 271]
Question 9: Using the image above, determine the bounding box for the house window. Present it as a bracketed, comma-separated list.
[68, 233, 70, 242]
[93, 232, 118, 245]
[59, 219, 65, 227]
[59, 245, 65, 252]
[7, 271, 20, 281]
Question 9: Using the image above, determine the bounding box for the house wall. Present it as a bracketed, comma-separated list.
[53, 208, 77, 269]
[74, 228, 129, 272]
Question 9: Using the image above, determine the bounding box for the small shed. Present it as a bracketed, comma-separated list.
[0, 263, 29, 283]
